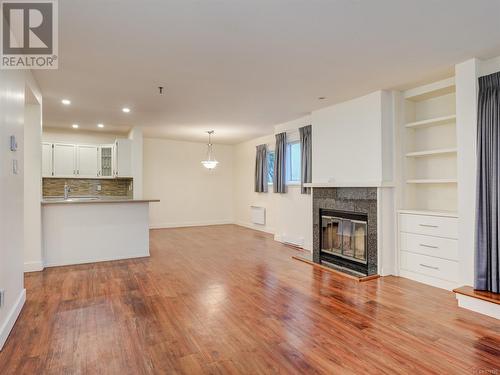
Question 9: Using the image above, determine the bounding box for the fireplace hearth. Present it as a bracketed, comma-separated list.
[313, 187, 377, 276]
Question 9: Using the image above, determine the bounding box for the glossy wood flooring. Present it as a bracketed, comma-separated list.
[1, 225, 499, 374]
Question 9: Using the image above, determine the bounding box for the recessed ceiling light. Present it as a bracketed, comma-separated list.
[122, 107, 131, 113]
[97, 123, 104, 128]
[318, 97, 326, 100]
[72, 124, 79, 129]
[61, 99, 71, 105]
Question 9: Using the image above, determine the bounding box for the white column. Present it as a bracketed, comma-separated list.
[455, 58, 479, 287]
[23, 102, 43, 272]
[128, 127, 143, 199]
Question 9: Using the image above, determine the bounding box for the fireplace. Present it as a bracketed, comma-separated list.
[321, 209, 368, 261]
[313, 187, 377, 276]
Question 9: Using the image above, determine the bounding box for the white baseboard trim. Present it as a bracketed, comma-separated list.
[234, 221, 275, 235]
[24, 260, 44, 273]
[399, 269, 457, 291]
[456, 294, 500, 320]
[150, 219, 233, 229]
[0, 289, 26, 351]
[44, 252, 150, 268]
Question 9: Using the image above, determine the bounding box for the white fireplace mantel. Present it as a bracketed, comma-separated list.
[304, 181, 394, 188]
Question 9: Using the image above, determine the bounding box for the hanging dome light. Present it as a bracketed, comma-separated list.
[201, 130, 219, 169]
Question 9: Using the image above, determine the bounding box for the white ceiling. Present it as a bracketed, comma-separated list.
[36, 0, 500, 144]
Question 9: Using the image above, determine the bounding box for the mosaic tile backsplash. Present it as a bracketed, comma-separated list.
[43, 178, 133, 198]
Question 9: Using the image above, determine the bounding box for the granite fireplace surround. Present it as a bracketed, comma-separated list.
[313, 187, 378, 276]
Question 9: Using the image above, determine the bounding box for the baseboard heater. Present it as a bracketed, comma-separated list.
[250, 206, 266, 225]
[281, 234, 304, 248]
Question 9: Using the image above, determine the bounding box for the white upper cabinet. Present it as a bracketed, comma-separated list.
[42, 142, 53, 177]
[76, 145, 99, 177]
[53, 143, 76, 177]
[114, 139, 132, 177]
[43, 139, 133, 179]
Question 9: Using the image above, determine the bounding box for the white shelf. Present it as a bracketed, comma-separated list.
[406, 179, 457, 184]
[405, 148, 457, 158]
[398, 209, 458, 218]
[404, 77, 455, 101]
[405, 115, 456, 129]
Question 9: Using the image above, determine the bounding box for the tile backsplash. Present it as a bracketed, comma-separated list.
[43, 178, 133, 197]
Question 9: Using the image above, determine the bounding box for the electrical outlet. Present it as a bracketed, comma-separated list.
[0, 290, 4, 308]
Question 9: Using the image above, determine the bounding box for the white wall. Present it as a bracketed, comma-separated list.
[233, 134, 277, 234]
[233, 116, 313, 250]
[312, 90, 393, 185]
[24, 101, 43, 272]
[0, 69, 42, 350]
[144, 138, 234, 228]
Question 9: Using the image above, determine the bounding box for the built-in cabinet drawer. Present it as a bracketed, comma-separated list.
[400, 251, 458, 282]
[400, 214, 458, 239]
[400, 232, 458, 261]
[398, 212, 459, 290]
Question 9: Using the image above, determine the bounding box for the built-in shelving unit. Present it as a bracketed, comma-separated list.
[400, 77, 458, 213]
[397, 77, 460, 291]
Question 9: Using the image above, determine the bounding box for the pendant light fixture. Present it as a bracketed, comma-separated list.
[201, 130, 219, 169]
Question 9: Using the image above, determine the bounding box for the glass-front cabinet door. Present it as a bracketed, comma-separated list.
[99, 145, 114, 177]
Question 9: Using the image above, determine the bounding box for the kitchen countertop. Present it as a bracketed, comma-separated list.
[42, 196, 160, 205]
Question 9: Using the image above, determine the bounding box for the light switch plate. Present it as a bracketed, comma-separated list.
[10, 135, 17, 151]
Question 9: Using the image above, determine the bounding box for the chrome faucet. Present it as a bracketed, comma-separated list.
[64, 182, 71, 200]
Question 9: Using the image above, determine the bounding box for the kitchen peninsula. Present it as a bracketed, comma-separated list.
[42, 196, 159, 267]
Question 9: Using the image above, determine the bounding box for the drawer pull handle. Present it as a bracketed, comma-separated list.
[419, 263, 439, 270]
[419, 224, 438, 228]
[419, 243, 438, 249]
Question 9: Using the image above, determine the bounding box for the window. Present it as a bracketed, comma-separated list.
[267, 151, 275, 184]
[286, 141, 301, 183]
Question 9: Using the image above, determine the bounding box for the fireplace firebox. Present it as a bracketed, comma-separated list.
[320, 209, 369, 276]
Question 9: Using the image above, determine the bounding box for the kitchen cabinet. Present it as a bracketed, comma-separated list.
[113, 139, 132, 177]
[53, 143, 76, 177]
[42, 142, 53, 177]
[76, 145, 99, 177]
[99, 145, 114, 177]
[43, 138, 133, 179]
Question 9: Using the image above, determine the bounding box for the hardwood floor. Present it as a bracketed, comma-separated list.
[1, 225, 499, 374]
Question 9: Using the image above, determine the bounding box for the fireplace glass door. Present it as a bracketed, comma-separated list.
[352, 220, 367, 262]
[321, 216, 342, 255]
[321, 212, 368, 264]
